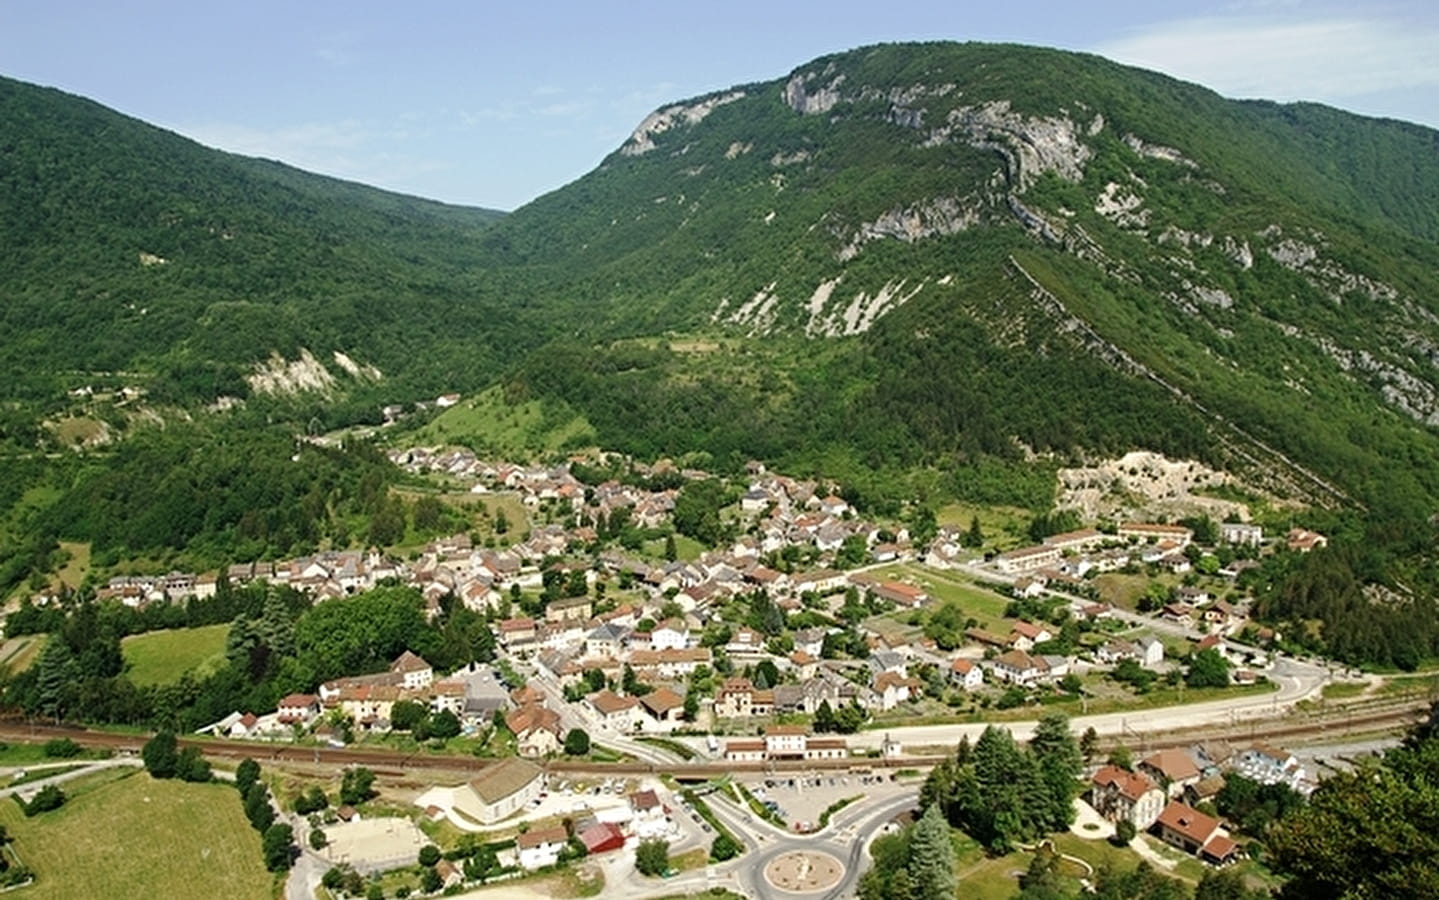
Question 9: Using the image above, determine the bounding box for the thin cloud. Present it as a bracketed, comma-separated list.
[1096, 15, 1439, 104]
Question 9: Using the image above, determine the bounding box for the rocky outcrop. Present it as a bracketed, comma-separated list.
[621, 91, 746, 156]
[783, 71, 845, 115]
[923, 101, 1091, 190]
[247, 349, 339, 396]
[838, 196, 982, 261]
[1122, 133, 1197, 168]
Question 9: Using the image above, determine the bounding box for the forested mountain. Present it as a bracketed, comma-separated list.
[5, 43, 1439, 645]
[0, 74, 509, 423]
[479, 43, 1439, 522]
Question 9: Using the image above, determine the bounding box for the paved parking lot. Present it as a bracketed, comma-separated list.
[742, 771, 909, 831]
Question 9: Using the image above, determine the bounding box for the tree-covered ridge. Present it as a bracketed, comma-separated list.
[0, 74, 513, 415]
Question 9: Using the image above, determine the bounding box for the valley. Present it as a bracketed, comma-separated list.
[1, 36, 1438, 900]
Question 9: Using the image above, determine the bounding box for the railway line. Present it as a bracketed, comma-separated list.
[0, 692, 1427, 780]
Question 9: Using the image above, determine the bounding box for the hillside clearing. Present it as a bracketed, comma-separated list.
[121, 623, 229, 686]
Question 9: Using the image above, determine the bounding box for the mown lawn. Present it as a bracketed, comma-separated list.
[0, 633, 47, 674]
[120, 623, 229, 686]
[0, 768, 272, 900]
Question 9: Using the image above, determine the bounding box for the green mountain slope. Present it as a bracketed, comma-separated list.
[0, 75, 512, 418]
[473, 42, 1439, 519]
[5, 42, 1439, 620]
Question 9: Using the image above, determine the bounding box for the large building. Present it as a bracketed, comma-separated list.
[1090, 765, 1166, 830]
[457, 757, 545, 824]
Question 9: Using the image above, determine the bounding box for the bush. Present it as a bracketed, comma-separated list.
[42, 738, 81, 758]
[710, 832, 741, 862]
[418, 844, 441, 867]
[175, 746, 212, 783]
[234, 758, 260, 795]
[262, 823, 294, 872]
[635, 838, 670, 877]
[564, 728, 591, 756]
[141, 731, 178, 779]
[18, 784, 64, 816]
[1113, 819, 1137, 845]
[294, 785, 329, 815]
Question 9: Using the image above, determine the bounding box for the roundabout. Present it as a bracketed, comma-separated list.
[763, 849, 845, 894]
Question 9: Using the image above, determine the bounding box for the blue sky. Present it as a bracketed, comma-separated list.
[2, 1, 1435, 210]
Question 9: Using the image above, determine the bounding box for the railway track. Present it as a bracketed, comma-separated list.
[0, 695, 1426, 779]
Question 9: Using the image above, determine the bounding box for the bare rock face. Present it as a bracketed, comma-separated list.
[783, 72, 845, 115]
[1057, 450, 1249, 522]
[924, 101, 1091, 190]
[247, 349, 338, 396]
[621, 91, 747, 156]
[838, 196, 982, 261]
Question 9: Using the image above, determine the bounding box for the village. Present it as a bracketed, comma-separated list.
[59, 445, 1339, 893]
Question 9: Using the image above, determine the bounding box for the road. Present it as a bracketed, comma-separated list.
[524, 659, 681, 767]
[0, 756, 142, 799]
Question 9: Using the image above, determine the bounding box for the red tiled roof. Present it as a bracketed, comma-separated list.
[1156, 800, 1219, 846]
[1091, 765, 1159, 801]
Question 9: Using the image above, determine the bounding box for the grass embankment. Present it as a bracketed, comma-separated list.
[0, 768, 271, 900]
[120, 623, 229, 686]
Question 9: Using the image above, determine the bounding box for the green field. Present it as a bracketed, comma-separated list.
[0, 634, 47, 674]
[402, 385, 597, 456]
[0, 768, 272, 900]
[120, 623, 229, 686]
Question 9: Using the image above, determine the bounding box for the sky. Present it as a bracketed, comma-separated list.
[2, 1, 1436, 211]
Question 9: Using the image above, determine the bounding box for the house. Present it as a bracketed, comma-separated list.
[1219, 523, 1262, 547]
[546, 595, 593, 623]
[1153, 801, 1239, 864]
[434, 859, 464, 890]
[628, 790, 669, 839]
[723, 739, 766, 762]
[949, 658, 984, 691]
[588, 690, 643, 731]
[650, 619, 690, 652]
[1137, 637, 1165, 667]
[868, 581, 928, 608]
[1090, 765, 1167, 830]
[988, 649, 1050, 686]
[1286, 528, 1328, 552]
[1009, 620, 1053, 651]
[390, 651, 433, 691]
[866, 650, 908, 678]
[724, 627, 767, 660]
[1012, 576, 1047, 599]
[578, 821, 627, 855]
[460, 757, 546, 825]
[792, 627, 828, 658]
[586, 623, 628, 658]
[870, 671, 914, 710]
[507, 705, 562, 757]
[228, 712, 261, 738]
[639, 688, 686, 729]
[517, 825, 570, 870]
[276, 694, 320, 726]
[1140, 749, 1203, 798]
[498, 617, 538, 650]
[714, 677, 758, 718]
[1237, 744, 1307, 791]
[1096, 639, 1139, 665]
